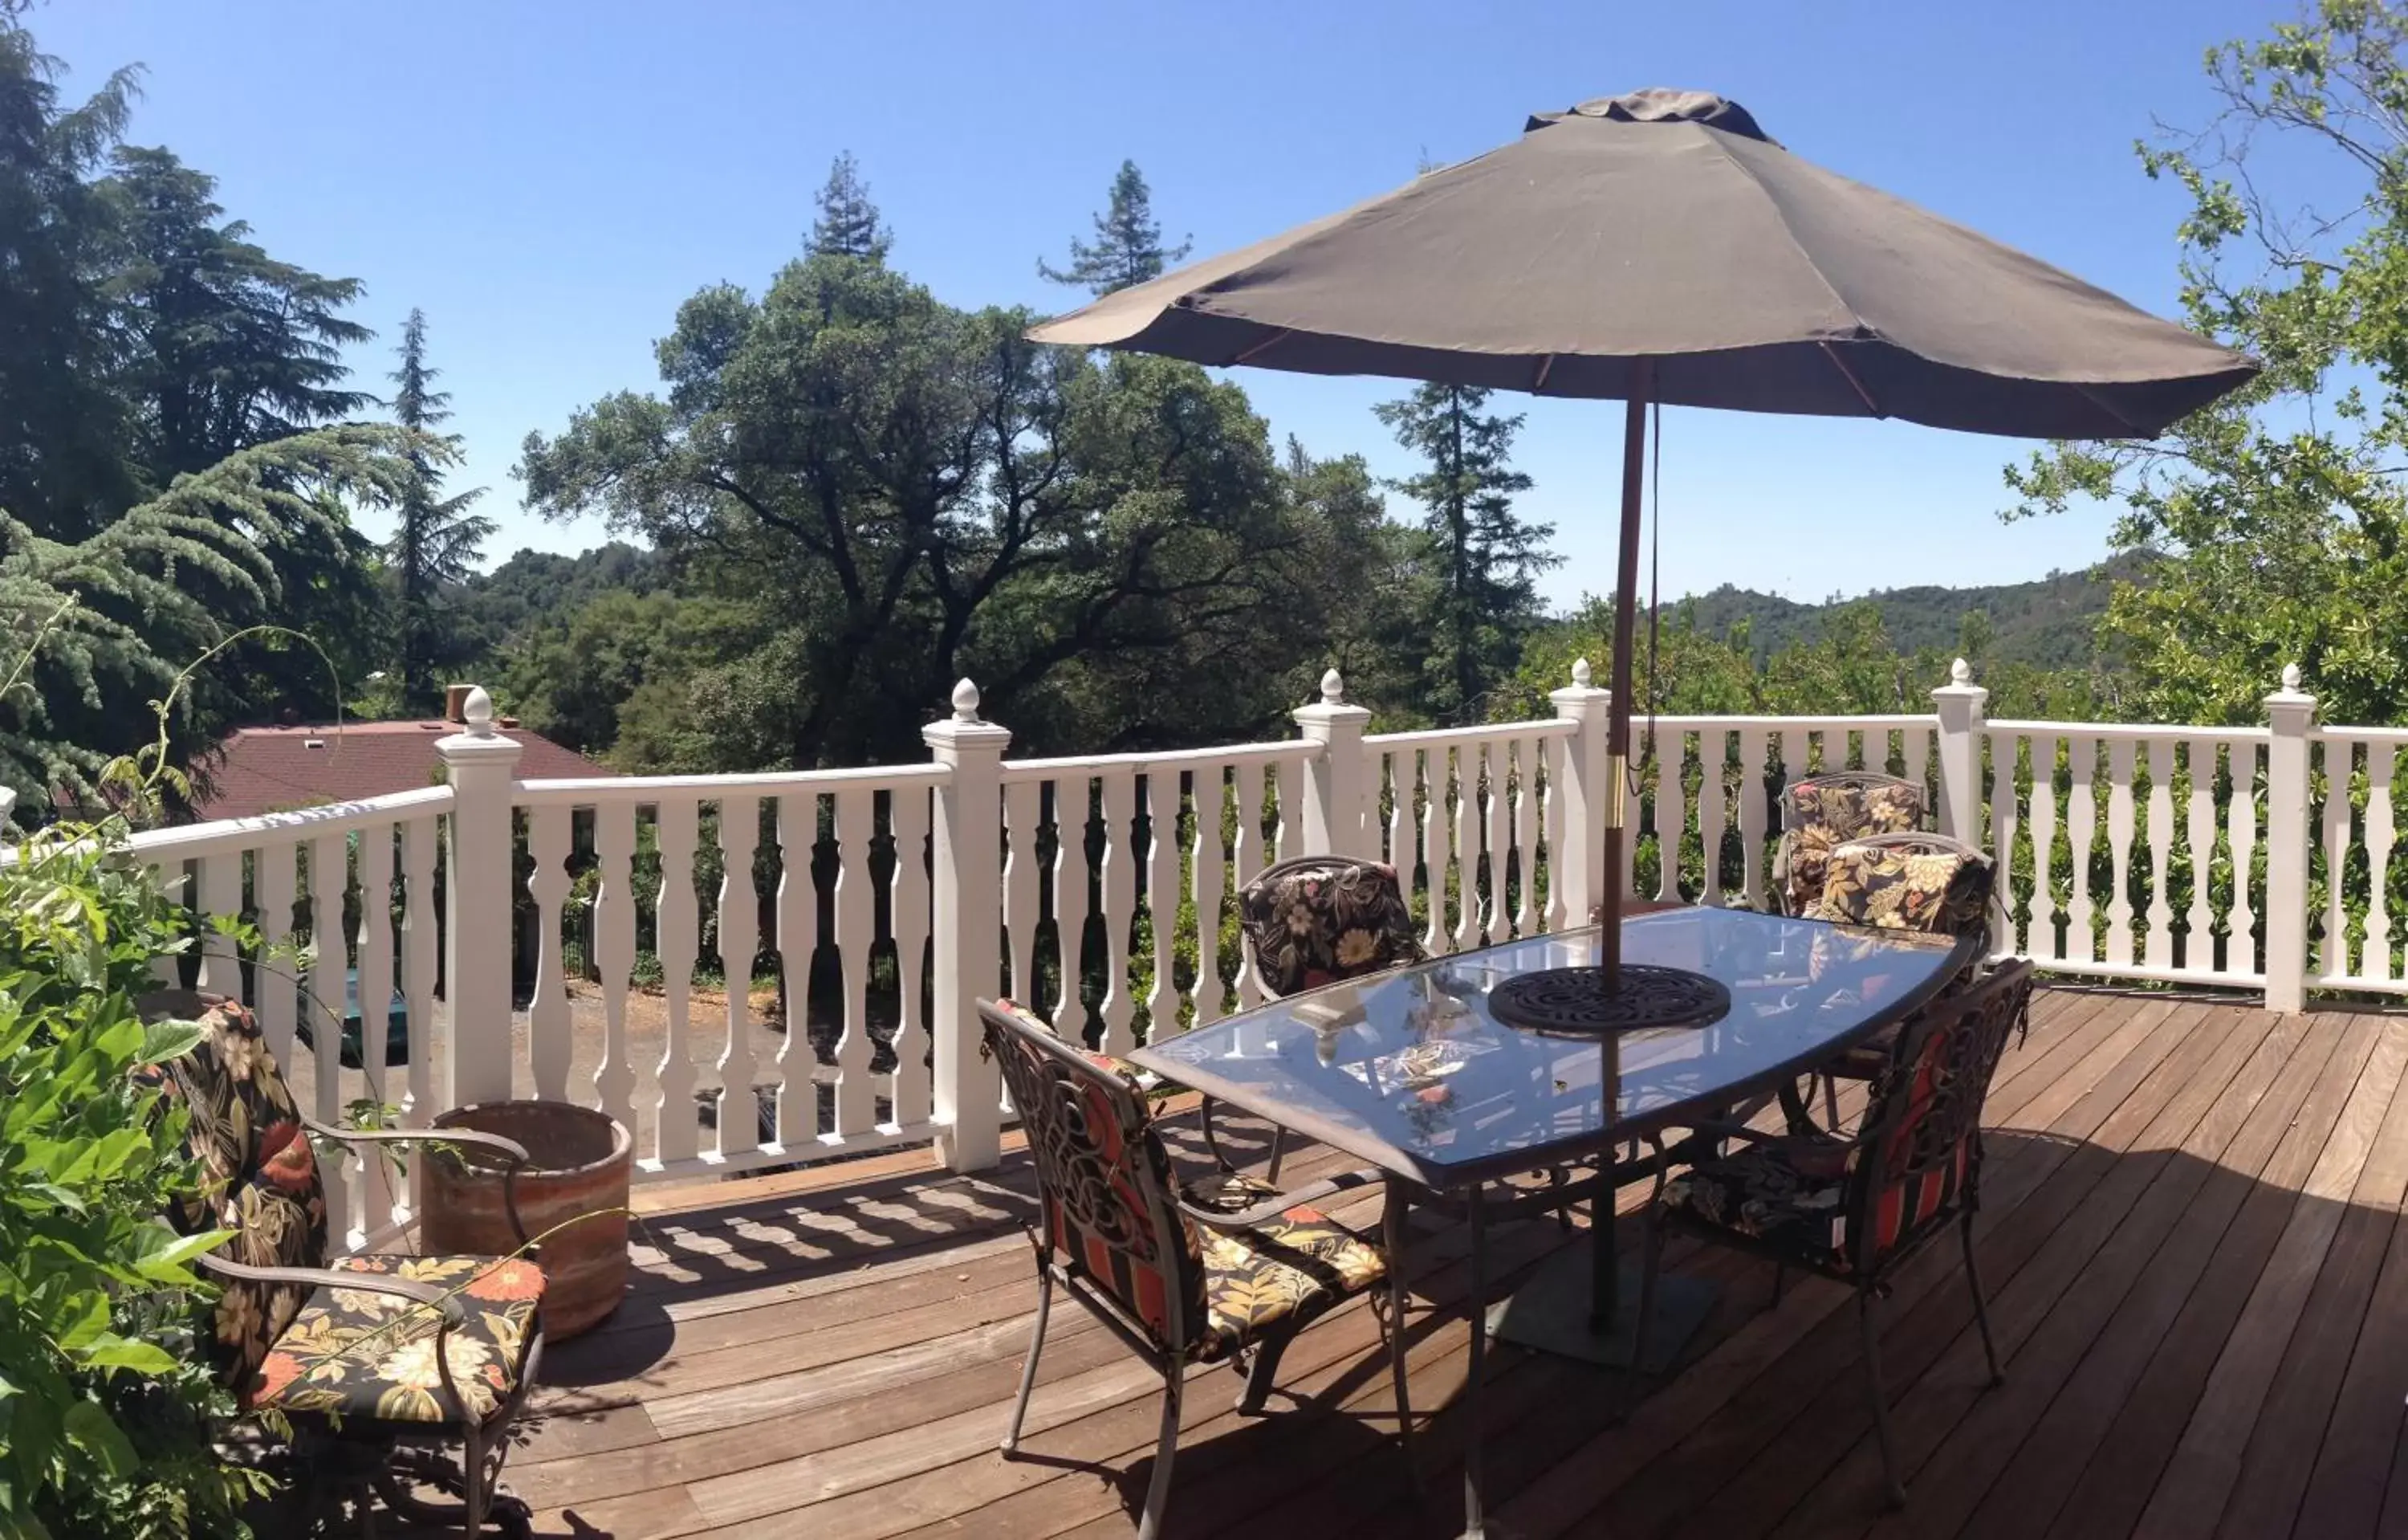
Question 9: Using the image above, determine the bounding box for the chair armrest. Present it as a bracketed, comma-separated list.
[303, 1119, 533, 1245]
[196, 1252, 466, 1327]
[1178, 1167, 1385, 1232]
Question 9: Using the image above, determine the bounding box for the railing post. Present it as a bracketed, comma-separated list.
[1932, 658, 1989, 844]
[1295, 667, 1374, 859]
[1550, 658, 1612, 920]
[435, 686, 523, 1110]
[925, 678, 1012, 1172]
[2264, 663, 2316, 1013]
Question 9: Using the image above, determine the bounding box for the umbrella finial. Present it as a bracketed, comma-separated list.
[1950, 658, 1972, 686]
[1320, 668, 1344, 704]
[1572, 657, 1594, 688]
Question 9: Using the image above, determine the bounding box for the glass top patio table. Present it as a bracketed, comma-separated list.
[1128, 905, 1975, 1192]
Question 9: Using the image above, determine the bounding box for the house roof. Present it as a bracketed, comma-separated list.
[189, 719, 610, 821]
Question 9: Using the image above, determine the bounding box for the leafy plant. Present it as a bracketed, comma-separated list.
[0, 811, 263, 1538]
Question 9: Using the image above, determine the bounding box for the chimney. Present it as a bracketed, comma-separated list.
[444, 683, 471, 724]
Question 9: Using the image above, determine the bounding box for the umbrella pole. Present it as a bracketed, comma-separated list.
[1601, 358, 1654, 990]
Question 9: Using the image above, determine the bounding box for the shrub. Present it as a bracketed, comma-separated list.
[0, 813, 260, 1538]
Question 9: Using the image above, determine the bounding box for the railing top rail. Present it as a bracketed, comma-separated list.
[1000, 739, 1318, 784]
[515, 763, 950, 806]
[1987, 719, 2272, 744]
[125, 784, 457, 862]
[2310, 724, 2408, 746]
[1641, 713, 1932, 731]
[1365, 719, 1576, 751]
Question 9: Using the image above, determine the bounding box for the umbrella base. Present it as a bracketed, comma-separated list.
[1486, 1245, 1715, 1372]
[1487, 964, 1730, 1035]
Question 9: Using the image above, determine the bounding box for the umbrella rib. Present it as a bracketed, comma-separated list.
[1230, 329, 1294, 365]
[2071, 383, 2145, 437]
[1819, 341, 1885, 418]
[1533, 353, 1556, 392]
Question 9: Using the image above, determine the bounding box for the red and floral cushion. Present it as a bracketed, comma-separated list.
[1658, 1134, 1855, 1271]
[1775, 776, 1926, 916]
[136, 991, 329, 1388]
[246, 1254, 544, 1424]
[1239, 856, 1424, 999]
[1807, 837, 1994, 939]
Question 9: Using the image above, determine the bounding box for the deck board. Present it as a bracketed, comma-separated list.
[479, 991, 2408, 1540]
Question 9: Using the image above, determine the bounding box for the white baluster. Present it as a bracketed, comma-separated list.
[1145, 773, 1182, 1045]
[1385, 752, 1409, 874]
[1904, 726, 1931, 803]
[1482, 743, 1511, 944]
[1515, 736, 1542, 931]
[1653, 731, 1686, 906]
[889, 784, 933, 1128]
[401, 816, 437, 1123]
[2367, 745, 2396, 984]
[526, 805, 573, 1102]
[2185, 738, 2219, 976]
[1096, 769, 1137, 1057]
[1989, 731, 2018, 955]
[1450, 748, 1478, 953]
[2227, 743, 2259, 975]
[774, 792, 820, 1147]
[1271, 755, 1300, 864]
[2066, 736, 2098, 962]
[715, 795, 761, 1158]
[1055, 779, 1093, 1029]
[353, 825, 397, 1237]
[654, 800, 701, 1164]
[2105, 739, 2138, 967]
[305, 830, 350, 1247]
[2144, 736, 2177, 972]
[1418, 752, 1447, 955]
[1003, 780, 1040, 1003]
[1780, 727, 1807, 791]
[1699, 730, 1730, 906]
[1541, 735, 1569, 931]
[2323, 739, 2353, 979]
[1738, 727, 1770, 910]
[831, 784, 877, 1139]
[592, 802, 638, 1135]
[1231, 763, 1267, 1007]
[254, 844, 298, 1065]
[197, 853, 243, 1002]
[1190, 768, 1228, 1025]
[2025, 735, 2057, 964]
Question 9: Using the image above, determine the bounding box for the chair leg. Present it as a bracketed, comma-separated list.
[1635, 1209, 1666, 1361]
[1265, 1125, 1287, 1185]
[1239, 1327, 1295, 1414]
[462, 1424, 486, 1534]
[1962, 1214, 2004, 1388]
[1771, 1262, 1786, 1308]
[1137, 1366, 1184, 1540]
[1002, 1268, 1054, 1454]
[1857, 1293, 1908, 1509]
[1383, 1184, 1416, 1473]
[1822, 1073, 1842, 1130]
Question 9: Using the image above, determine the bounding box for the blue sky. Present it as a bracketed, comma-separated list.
[42, 0, 2291, 608]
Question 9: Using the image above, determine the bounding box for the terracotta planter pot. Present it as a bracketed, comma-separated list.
[417, 1101, 632, 1341]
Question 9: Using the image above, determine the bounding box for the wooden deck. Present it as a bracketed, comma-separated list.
[500, 988, 2408, 1539]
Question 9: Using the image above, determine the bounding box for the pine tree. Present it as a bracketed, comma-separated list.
[1373, 384, 1557, 721]
[808, 151, 890, 262]
[1039, 159, 1190, 295]
[388, 309, 494, 712]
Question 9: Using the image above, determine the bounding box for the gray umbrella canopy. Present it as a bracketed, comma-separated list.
[1028, 88, 2255, 439]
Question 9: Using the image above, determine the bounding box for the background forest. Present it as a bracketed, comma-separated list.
[4, 0, 2405, 816]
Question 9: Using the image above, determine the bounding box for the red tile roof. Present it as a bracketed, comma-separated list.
[189, 720, 612, 821]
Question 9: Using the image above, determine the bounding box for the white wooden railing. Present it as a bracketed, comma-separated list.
[137, 658, 2398, 1200]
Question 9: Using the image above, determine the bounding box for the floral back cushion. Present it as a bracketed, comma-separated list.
[1239, 856, 1425, 998]
[1808, 836, 1995, 940]
[137, 990, 329, 1388]
[1776, 776, 1926, 915]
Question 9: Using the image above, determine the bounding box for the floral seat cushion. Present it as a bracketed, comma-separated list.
[1194, 1196, 1387, 1363]
[1806, 838, 1994, 937]
[1239, 857, 1424, 999]
[248, 1254, 546, 1424]
[1658, 1135, 1854, 1272]
[1778, 778, 1925, 916]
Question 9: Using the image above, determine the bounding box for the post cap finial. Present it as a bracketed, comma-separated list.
[1572, 657, 1593, 688]
[1950, 658, 1972, 686]
[951, 678, 982, 722]
[2282, 662, 2303, 692]
[462, 685, 495, 738]
[1320, 668, 1344, 704]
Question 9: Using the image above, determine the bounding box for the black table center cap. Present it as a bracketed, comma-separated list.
[1487, 965, 1731, 1036]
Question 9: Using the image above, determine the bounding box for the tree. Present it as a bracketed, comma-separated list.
[2007, 0, 2408, 725]
[387, 308, 494, 710]
[1039, 159, 1190, 295]
[1373, 383, 1556, 722]
[808, 150, 889, 263]
[519, 250, 1329, 767]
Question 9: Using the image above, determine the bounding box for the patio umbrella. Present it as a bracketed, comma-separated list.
[1028, 87, 2258, 988]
